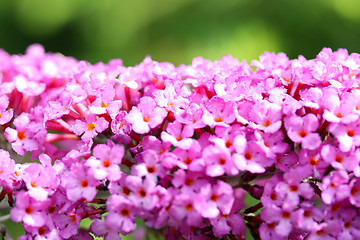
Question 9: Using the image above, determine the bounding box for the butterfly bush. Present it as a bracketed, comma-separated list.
[2, 45, 360, 240]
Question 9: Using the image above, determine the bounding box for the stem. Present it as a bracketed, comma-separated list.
[129, 132, 141, 144]
[195, 128, 203, 138]
[47, 119, 73, 134]
[310, 181, 322, 197]
[0, 215, 10, 223]
[45, 133, 79, 143]
[122, 158, 135, 167]
[244, 202, 263, 214]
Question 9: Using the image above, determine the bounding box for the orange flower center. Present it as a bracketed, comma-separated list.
[87, 123, 95, 131]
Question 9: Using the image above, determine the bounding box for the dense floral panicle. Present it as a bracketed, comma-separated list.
[7, 45, 360, 239]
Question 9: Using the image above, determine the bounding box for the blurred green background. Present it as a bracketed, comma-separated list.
[1, 0, 360, 66]
[1, 0, 360, 239]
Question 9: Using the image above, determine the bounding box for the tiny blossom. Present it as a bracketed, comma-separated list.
[261, 204, 294, 237]
[285, 113, 322, 150]
[161, 121, 194, 149]
[61, 163, 98, 202]
[106, 194, 136, 235]
[0, 149, 15, 187]
[0, 95, 13, 124]
[5, 113, 40, 155]
[329, 121, 360, 152]
[321, 170, 350, 205]
[10, 191, 47, 227]
[233, 134, 270, 173]
[86, 141, 124, 181]
[193, 181, 234, 219]
[70, 111, 109, 142]
[202, 96, 235, 127]
[125, 96, 167, 134]
[202, 138, 238, 177]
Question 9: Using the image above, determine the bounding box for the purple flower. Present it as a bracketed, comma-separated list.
[285, 113, 322, 150]
[125, 96, 167, 134]
[70, 111, 109, 142]
[61, 163, 98, 202]
[10, 191, 47, 227]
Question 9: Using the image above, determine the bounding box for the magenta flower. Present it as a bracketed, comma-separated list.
[285, 113, 322, 150]
[125, 176, 158, 211]
[70, 111, 109, 142]
[193, 181, 234, 219]
[61, 163, 98, 202]
[202, 96, 235, 127]
[0, 149, 15, 187]
[0, 95, 13, 124]
[10, 191, 47, 227]
[5, 113, 41, 155]
[261, 204, 294, 237]
[106, 194, 136, 235]
[202, 139, 238, 177]
[161, 121, 194, 150]
[125, 96, 167, 134]
[233, 135, 270, 173]
[168, 192, 203, 227]
[53, 213, 80, 239]
[321, 170, 350, 205]
[329, 121, 360, 152]
[22, 161, 59, 201]
[90, 219, 122, 240]
[85, 141, 124, 181]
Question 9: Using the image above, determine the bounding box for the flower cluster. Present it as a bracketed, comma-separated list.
[1, 45, 360, 239]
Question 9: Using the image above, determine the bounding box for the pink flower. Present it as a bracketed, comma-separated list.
[125, 96, 167, 134]
[61, 163, 98, 202]
[161, 121, 194, 150]
[168, 192, 203, 227]
[85, 141, 124, 181]
[5, 113, 42, 155]
[0, 95, 13, 124]
[322, 89, 358, 124]
[10, 191, 47, 227]
[193, 181, 234, 219]
[22, 161, 59, 201]
[285, 113, 322, 150]
[321, 170, 350, 205]
[233, 135, 270, 173]
[202, 139, 238, 177]
[106, 194, 136, 235]
[248, 101, 282, 133]
[70, 111, 109, 142]
[0, 149, 15, 187]
[125, 176, 159, 211]
[202, 96, 235, 127]
[90, 219, 122, 240]
[261, 204, 294, 237]
[329, 121, 360, 152]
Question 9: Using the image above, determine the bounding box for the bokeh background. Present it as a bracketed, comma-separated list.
[1, 0, 360, 239]
[2, 0, 360, 66]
